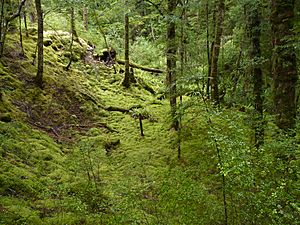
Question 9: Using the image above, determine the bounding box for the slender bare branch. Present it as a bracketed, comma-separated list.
[7, 0, 27, 22]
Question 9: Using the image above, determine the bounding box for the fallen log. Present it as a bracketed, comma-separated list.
[116, 59, 164, 74]
[106, 106, 129, 113]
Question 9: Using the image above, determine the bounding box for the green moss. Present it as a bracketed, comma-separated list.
[0, 197, 42, 225]
[1, 18, 288, 225]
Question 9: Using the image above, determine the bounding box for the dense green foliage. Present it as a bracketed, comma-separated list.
[0, 0, 299, 224]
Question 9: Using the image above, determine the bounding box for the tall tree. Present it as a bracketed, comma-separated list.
[122, 0, 131, 88]
[166, 0, 178, 130]
[271, 0, 297, 130]
[35, 0, 43, 88]
[0, 0, 6, 56]
[247, 1, 264, 148]
[210, 0, 225, 104]
[178, 0, 188, 159]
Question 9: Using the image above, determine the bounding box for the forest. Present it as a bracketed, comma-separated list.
[0, 0, 299, 224]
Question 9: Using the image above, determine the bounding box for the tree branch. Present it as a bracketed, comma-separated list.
[7, 0, 27, 22]
[144, 0, 165, 16]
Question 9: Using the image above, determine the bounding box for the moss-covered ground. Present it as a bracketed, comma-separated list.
[1, 25, 298, 225]
[0, 28, 227, 224]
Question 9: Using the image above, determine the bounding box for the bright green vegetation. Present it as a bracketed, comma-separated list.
[0, 5, 299, 225]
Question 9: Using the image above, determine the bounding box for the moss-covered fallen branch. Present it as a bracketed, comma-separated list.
[116, 59, 164, 74]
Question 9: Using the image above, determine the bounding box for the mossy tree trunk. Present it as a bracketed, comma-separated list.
[83, 6, 88, 31]
[210, 0, 225, 104]
[271, 0, 297, 130]
[122, 0, 131, 88]
[247, 1, 264, 148]
[166, 0, 178, 130]
[34, 0, 43, 88]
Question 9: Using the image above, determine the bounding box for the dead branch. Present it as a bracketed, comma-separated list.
[116, 59, 164, 74]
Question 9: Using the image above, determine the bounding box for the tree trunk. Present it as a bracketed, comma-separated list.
[19, 12, 25, 56]
[271, 0, 297, 130]
[166, 0, 178, 130]
[34, 0, 43, 88]
[23, 9, 28, 37]
[0, 0, 5, 55]
[92, 10, 117, 74]
[139, 113, 144, 137]
[122, 1, 131, 88]
[205, 0, 211, 98]
[28, 0, 36, 23]
[0, 0, 27, 57]
[83, 7, 88, 31]
[210, 0, 225, 104]
[70, 7, 81, 45]
[178, 0, 187, 159]
[65, 7, 75, 71]
[247, 3, 264, 148]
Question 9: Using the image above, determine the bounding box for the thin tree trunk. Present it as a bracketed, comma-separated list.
[0, 0, 5, 46]
[83, 7, 88, 31]
[28, 0, 36, 23]
[248, 3, 264, 148]
[65, 32, 74, 71]
[166, 0, 178, 130]
[139, 113, 144, 137]
[178, 0, 187, 159]
[210, 0, 225, 104]
[0, 0, 27, 57]
[271, 0, 297, 131]
[35, 0, 43, 88]
[205, 0, 211, 98]
[65, 7, 75, 71]
[122, 2, 130, 88]
[23, 10, 28, 37]
[0, 0, 5, 55]
[19, 12, 25, 56]
[70, 7, 81, 46]
[93, 10, 117, 74]
[231, 49, 242, 101]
